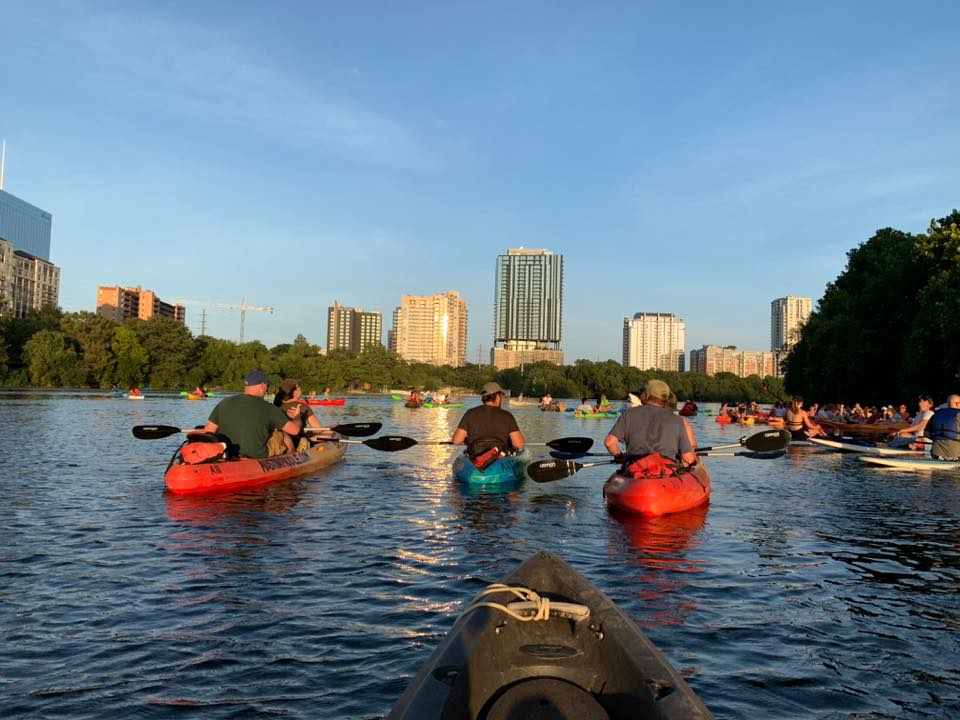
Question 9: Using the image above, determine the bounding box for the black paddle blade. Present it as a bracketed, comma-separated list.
[364, 435, 418, 452]
[741, 449, 786, 460]
[330, 422, 382, 438]
[526, 459, 583, 483]
[743, 429, 791, 452]
[132, 424, 182, 440]
[545, 436, 594, 453]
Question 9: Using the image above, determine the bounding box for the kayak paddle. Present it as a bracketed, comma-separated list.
[548, 430, 789, 460]
[314, 435, 595, 454]
[527, 429, 791, 483]
[132, 421, 382, 440]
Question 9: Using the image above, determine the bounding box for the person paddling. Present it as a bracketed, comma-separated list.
[452, 382, 525, 460]
[603, 379, 696, 466]
[202, 370, 302, 458]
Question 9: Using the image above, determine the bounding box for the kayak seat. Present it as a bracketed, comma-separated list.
[485, 677, 607, 720]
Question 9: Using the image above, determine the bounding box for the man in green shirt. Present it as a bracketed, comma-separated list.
[203, 370, 303, 458]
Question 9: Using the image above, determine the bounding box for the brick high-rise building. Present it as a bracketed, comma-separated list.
[689, 345, 776, 377]
[96, 286, 186, 324]
[327, 301, 382, 354]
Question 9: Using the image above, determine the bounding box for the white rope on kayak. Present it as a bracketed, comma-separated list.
[460, 583, 590, 623]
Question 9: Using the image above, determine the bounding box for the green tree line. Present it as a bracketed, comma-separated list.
[785, 208, 960, 405]
[0, 309, 786, 401]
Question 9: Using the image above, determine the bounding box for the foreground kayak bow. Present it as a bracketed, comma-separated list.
[388, 550, 712, 719]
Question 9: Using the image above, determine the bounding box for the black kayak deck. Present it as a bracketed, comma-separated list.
[388, 550, 712, 719]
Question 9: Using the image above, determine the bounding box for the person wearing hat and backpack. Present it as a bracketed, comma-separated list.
[452, 382, 525, 462]
[603, 378, 696, 466]
[201, 370, 303, 458]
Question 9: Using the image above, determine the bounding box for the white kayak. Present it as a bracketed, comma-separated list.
[859, 455, 960, 470]
[810, 437, 926, 456]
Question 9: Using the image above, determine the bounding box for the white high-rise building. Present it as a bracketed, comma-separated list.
[623, 312, 685, 372]
[770, 296, 812, 352]
[392, 291, 468, 367]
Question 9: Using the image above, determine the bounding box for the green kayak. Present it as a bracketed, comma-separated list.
[423, 402, 465, 408]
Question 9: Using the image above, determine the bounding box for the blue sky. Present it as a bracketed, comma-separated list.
[3, 1, 958, 361]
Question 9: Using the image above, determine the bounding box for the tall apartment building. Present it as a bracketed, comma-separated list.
[391, 291, 468, 367]
[0, 238, 60, 318]
[689, 345, 776, 377]
[492, 248, 563, 370]
[770, 296, 812, 352]
[0, 189, 52, 261]
[623, 312, 685, 372]
[0, 185, 59, 318]
[96, 286, 186, 324]
[327, 301, 382, 354]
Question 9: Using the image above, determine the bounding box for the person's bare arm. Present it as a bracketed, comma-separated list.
[509, 430, 524, 452]
[604, 434, 622, 458]
[452, 428, 467, 445]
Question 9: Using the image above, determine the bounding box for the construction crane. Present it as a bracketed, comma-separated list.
[173, 297, 274, 343]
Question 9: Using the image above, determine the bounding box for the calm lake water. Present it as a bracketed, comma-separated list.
[2, 391, 958, 718]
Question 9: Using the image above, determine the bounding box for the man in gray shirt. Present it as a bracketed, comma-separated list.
[604, 379, 697, 465]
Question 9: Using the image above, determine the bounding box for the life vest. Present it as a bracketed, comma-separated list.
[926, 408, 960, 440]
[181, 441, 227, 464]
[624, 452, 678, 479]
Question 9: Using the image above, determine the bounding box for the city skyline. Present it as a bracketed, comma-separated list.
[3, 3, 958, 359]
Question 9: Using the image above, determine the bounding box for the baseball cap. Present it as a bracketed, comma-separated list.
[481, 381, 504, 396]
[244, 370, 270, 386]
[279, 378, 300, 394]
[643, 378, 671, 401]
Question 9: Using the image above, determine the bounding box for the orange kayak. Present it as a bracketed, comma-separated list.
[164, 441, 347, 495]
[603, 462, 711, 518]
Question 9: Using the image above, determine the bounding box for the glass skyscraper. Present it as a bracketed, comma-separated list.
[491, 248, 564, 369]
[494, 248, 563, 349]
[0, 190, 52, 261]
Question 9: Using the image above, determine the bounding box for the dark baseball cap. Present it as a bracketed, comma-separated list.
[244, 370, 270, 386]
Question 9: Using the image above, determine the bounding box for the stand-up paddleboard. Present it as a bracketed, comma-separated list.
[810, 437, 926, 456]
[859, 455, 960, 470]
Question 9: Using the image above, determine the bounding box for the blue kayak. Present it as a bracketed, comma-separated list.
[452, 450, 532, 488]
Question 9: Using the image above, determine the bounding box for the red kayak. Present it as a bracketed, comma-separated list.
[603, 462, 710, 518]
[164, 441, 347, 495]
[304, 398, 346, 406]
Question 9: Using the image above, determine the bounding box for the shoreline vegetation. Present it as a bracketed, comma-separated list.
[0, 312, 786, 403]
[1, 209, 956, 404]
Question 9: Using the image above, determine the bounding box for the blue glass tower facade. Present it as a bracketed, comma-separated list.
[0, 190, 52, 260]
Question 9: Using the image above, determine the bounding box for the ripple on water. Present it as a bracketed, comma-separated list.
[1, 395, 958, 718]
